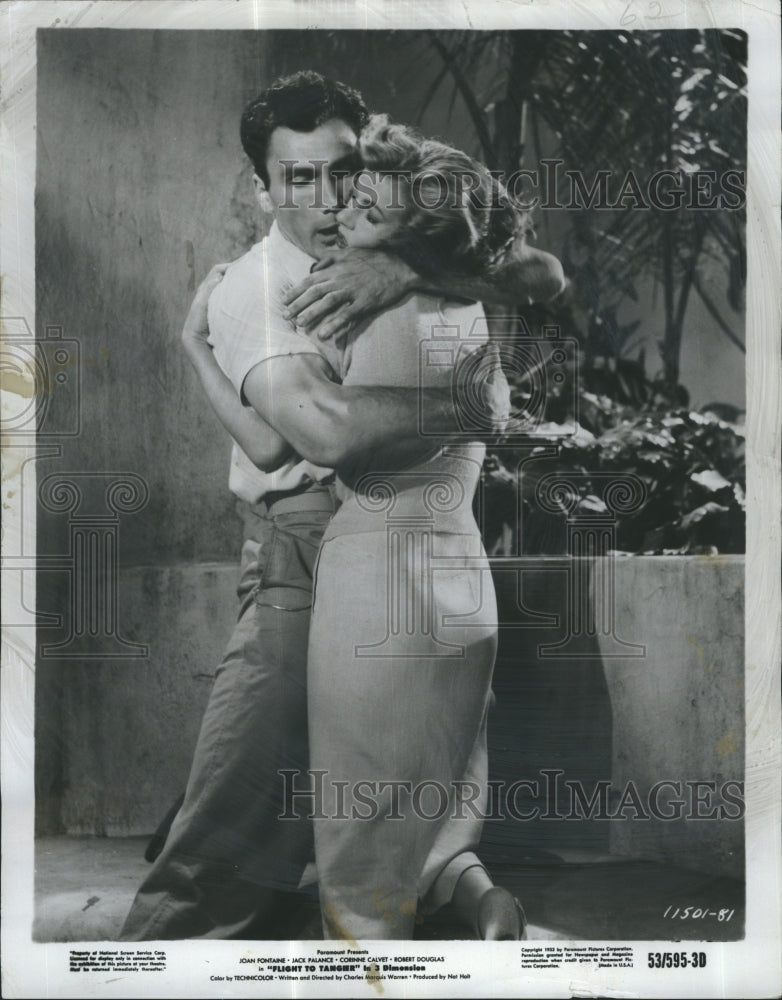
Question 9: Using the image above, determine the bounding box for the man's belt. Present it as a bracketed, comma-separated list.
[258, 482, 338, 517]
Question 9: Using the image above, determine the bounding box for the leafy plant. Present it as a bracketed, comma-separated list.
[482, 370, 745, 556]
[419, 28, 747, 386]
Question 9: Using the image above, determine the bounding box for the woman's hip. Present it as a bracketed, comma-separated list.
[307, 530, 497, 729]
[311, 530, 497, 643]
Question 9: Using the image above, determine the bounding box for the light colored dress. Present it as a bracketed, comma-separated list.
[307, 292, 498, 940]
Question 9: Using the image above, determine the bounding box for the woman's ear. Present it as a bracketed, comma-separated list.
[252, 174, 274, 215]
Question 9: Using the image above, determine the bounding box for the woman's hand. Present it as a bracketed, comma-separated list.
[181, 263, 229, 356]
[282, 250, 417, 342]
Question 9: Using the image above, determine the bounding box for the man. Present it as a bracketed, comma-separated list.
[120, 70, 563, 941]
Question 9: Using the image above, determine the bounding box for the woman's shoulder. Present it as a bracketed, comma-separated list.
[409, 291, 484, 317]
[439, 296, 486, 318]
[430, 297, 489, 344]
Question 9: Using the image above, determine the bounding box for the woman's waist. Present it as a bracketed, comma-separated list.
[325, 475, 481, 542]
[320, 519, 491, 571]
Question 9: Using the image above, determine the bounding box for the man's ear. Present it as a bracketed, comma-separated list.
[252, 174, 274, 215]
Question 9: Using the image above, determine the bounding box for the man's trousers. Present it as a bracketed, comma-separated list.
[119, 485, 337, 940]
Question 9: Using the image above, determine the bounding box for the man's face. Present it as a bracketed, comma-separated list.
[263, 118, 361, 258]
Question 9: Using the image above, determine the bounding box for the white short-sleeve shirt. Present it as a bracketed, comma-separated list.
[207, 222, 335, 502]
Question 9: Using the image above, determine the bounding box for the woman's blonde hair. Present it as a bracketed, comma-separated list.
[358, 114, 527, 276]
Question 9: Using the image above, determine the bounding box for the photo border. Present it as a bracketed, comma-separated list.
[1, 2, 779, 997]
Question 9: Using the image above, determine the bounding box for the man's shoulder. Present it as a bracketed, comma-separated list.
[211, 238, 275, 310]
[227, 237, 267, 266]
[221, 239, 267, 283]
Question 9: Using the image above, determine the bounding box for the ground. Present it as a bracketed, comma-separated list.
[34, 837, 744, 942]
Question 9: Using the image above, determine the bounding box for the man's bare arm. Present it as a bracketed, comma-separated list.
[242, 348, 509, 471]
[417, 235, 566, 307]
[184, 339, 294, 471]
[282, 240, 565, 341]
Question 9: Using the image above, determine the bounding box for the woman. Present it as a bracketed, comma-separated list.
[304, 116, 527, 940]
[188, 116, 532, 940]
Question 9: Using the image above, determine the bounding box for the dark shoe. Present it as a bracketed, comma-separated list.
[475, 887, 527, 941]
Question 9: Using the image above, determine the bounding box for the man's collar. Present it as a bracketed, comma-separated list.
[267, 220, 316, 274]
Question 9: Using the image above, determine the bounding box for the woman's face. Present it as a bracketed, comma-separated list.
[336, 171, 407, 249]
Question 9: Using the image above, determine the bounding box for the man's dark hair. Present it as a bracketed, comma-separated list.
[240, 70, 369, 186]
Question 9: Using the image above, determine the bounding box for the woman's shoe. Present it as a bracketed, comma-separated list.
[475, 887, 527, 941]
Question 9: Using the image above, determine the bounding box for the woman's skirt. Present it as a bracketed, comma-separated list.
[307, 524, 498, 939]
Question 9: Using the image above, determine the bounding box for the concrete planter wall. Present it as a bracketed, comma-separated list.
[486, 555, 744, 880]
[35, 556, 744, 879]
[599, 556, 744, 879]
